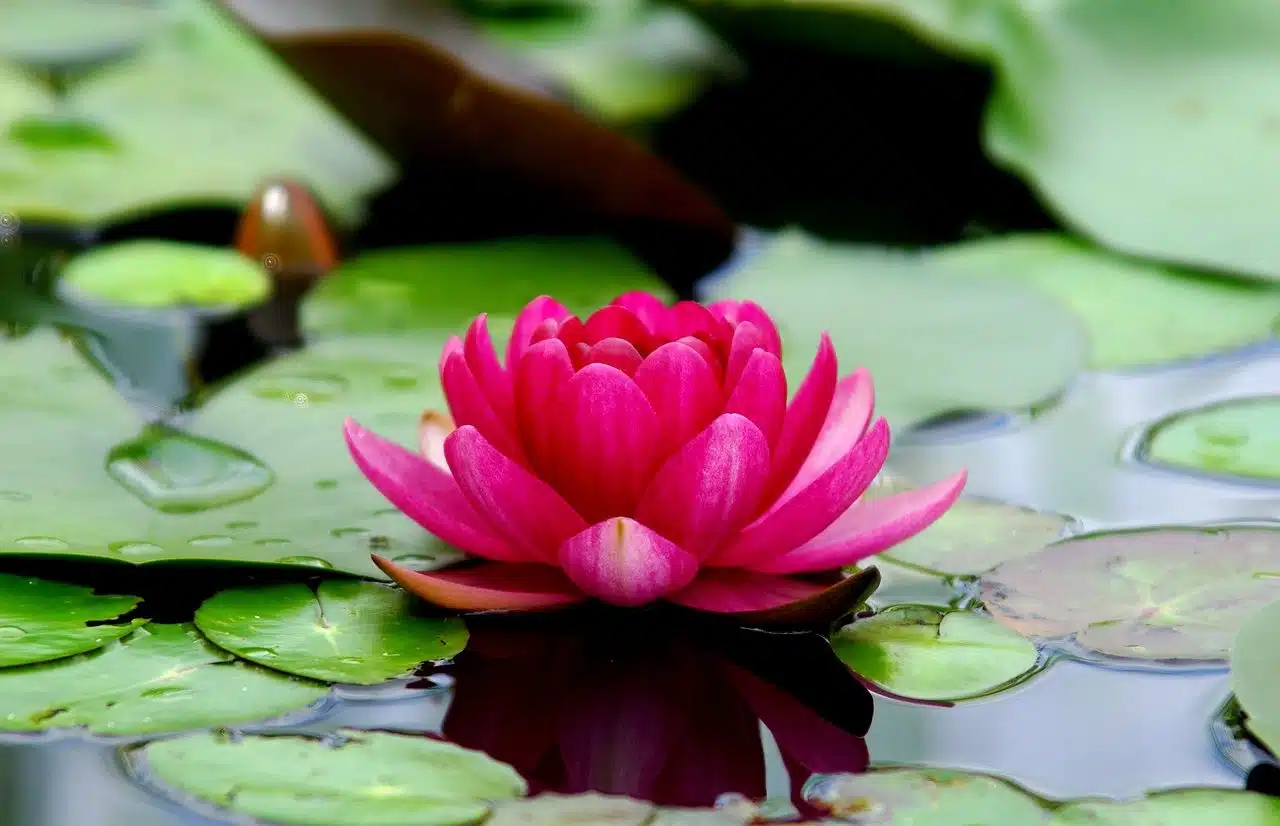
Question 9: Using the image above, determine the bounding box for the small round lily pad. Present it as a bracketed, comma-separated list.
[980, 526, 1280, 662]
[1138, 397, 1280, 484]
[0, 572, 143, 667]
[139, 728, 528, 826]
[863, 476, 1073, 577]
[1232, 599, 1280, 757]
[833, 605, 1040, 701]
[0, 623, 327, 734]
[1052, 788, 1280, 825]
[194, 580, 469, 685]
[62, 241, 270, 310]
[803, 768, 1049, 826]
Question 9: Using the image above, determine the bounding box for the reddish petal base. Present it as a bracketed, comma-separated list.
[667, 568, 881, 628]
[373, 556, 586, 613]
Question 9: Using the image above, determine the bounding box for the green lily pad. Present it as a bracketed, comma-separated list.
[0, 623, 326, 734]
[803, 768, 1050, 826]
[1231, 598, 1280, 756]
[487, 794, 655, 826]
[931, 235, 1280, 369]
[708, 229, 1086, 429]
[477, 1, 739, 124]
[980, 526, 1280, 662]
[0, 572, 143, 667]
[862, 475, 1072, 577]
[833, 605, 1039, 701]
[0, 0, 390, 226]
[0, 238, 667, 576]
[140, 728, 528, 826]
[1138, 397, 1280, 483]
[0, 0, 166, 66]
[1052, 789, 1280, 826]
[194, 580, 468, 684]
[61, 241, 271, 309]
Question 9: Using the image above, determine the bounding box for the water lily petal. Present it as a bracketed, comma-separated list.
[373, 556, 585, 612]
[665, 301, 734, 354]
[464, 313, 515, 430]
[507, 295, 571, 368]
[708, 418, 891, 570]
[445, 425, 589, 563]
[777, 368, 875, 504]
[668, 568, 880, 628]
[764, 333, 838, 505]
[418, 410, 454, 472]
[610, 291, 669, 334]
[552, 364, 662, 521]
[755, 470, 967, 574]
[514, 338, 575, 477]
[723, 321, 765, 394]
[582, 305, 655, 353]
[634, 342, 723, 461]
[708, 299, 782, 357]
[557, 517, 700, 607]
[585, 337, 644, 376]
[636, 414, 771, 560]
[723, 349, 787, 447]
[441, 347, 528, 464]
[344, 418, 516, 561]
[674, 335, 723, 380]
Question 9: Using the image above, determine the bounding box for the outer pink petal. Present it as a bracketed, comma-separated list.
[674, 336, 723, 380]
[343, 418, 517, 561]
[374, 556, 586, 612]
[635, 414, 771, 560]
[706, 418, 891, 570]
[445, 425, 589, 564]
[778, 368, 875, 504]
[582, 305, 655, 352]
[585, 337, 644, 376]
[441, 349, 528, 464]
[763, 333, 838, 505]
[514, 338, 575, 477]
[755, 470, 967, 574]
[506, 295, 571, 369]
[666, 569, 826, 614]
[418, 410, 454, 473]
[464, 314, 515, 430]
[632, 342, 723, 463]
[723, 349, 787, 447]
[609, 291, 669, 335]
[708, 299, 783, 358]
[551, 364, 662, 522]
[556, 517, 700, 607]
[723, 322, 765, 395]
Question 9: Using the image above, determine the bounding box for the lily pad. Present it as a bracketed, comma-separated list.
[803, 768, 1050, 826]
[931, 235, 1280, 369]
[1, 238, 668, 576]
[61, 241, 271, 309]
[194, 580, 468, 684]
[1052, 789, 1280, 826]
[980, 526, 1280, 662]
[1139, 398, 1280, 483]
[0, 623, 326, 734]
[0, 0, 390, 226]
[0, 572, 143, 667]
[862, 475, 1072, 577]
[487, 794, 655, 826]
[140, 728, 527, 826]
[707, 229, 1086, 429]
[1231, 599, 1280, 756]
[832, 605, 1039, 701]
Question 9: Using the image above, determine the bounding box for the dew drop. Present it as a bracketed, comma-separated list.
[254, 538, 291, 547]
[239, 647, 278, 659]
[390, 554, 436, 570]
[0, 626, 26, 641]
[0, 490, 30, 502]
[1196, 423, 1248, 447]
[226, 520, 258, 530]
[251, 372, 348, 404]
[315, 479, 339, 490]
[338, 657, 364, 666]
[381, 366, 422, 390]
[14, 536, 68, 550]
[139, 686, 189, 699]
[106, 426, 274, 514]
[275, 556, 334, 569]
[189, 535, 233, 548]
[331, 527, 368, 538]
[109, 541, 163, 557]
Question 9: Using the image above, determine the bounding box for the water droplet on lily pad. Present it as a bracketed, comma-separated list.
[273, 556, 333, 569]
[189, 535, 233, 549]
[390, 554, 436, 570]
[109, 541, 163, 557]
[314, 479, 339, 490]
[13, 536, 68, 550]
[331, 527, 368, 538]
[106, 427, 274, 514]
[250, 372, 348, 404]
[0, 490, 30, 502]
[254, 538, 291, 547]
[0, 626, 27, 641]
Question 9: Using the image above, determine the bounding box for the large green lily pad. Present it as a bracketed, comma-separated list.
[833, 605, 1039, 701]
[931, 235, 1280, 369]
[1231, 599, 1280, 756]
[0, 238, 668, 576]
[1052, 789, 1280, 826]
[980, 526, 1280, 662]
[61, 241, 271, 310]
[0, 572, 143, 667]
[0, 623, 326, 734]
[862, 475, 1072, 577]
[1139, 398, 1280, 483]
[708, 229, 1086, 429]
[803, 768, 1050, 826]
[140, 728, 527, 826]
[0, 0, 390, 226]
[195, 580, 469, 684]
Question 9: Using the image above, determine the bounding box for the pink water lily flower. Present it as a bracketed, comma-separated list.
[345, 292, 966, 620]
